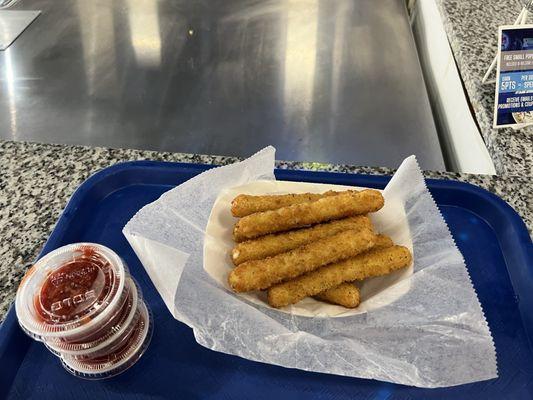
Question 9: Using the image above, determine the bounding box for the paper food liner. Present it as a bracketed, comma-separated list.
[205, 180, 413, 318]
[123, 147, 497, 388]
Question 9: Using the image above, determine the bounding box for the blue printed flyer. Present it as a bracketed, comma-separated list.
[494, 25, 533, 128]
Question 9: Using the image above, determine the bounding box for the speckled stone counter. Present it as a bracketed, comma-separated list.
[1, 140, 531, 322]
[435, 0, 533, 176]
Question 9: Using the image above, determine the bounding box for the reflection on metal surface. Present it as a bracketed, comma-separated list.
[0, 0, 446, 170]
[0, 10, 40, 49]
[127, 0, 161, 68]
[283, 0, 318, 123]
[77, 1, 117, 98]
[329, 1, 349, 136]
[0, 0, 20, 9]
[3, 47, 17, 139]
[350, 25, 374, 80]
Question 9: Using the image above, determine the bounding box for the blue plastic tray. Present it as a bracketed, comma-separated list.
[1, 161, 532, 399]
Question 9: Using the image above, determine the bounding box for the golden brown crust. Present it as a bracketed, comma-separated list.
[267, 245, 411, 308]
[232, 190, 384, 242]
[228, 228, 376, 292]
[313, 235, 392, 307]
[231, 215, 372, 265]
[230, 191, 349, 217]
[315, 283, 361, 308]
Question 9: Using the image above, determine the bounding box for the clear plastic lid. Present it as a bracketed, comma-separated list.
[61, 301, 153, 380]
[16, 243, 126, 340]
[46, 277, 141, 357]
[48, 276, 133, 346]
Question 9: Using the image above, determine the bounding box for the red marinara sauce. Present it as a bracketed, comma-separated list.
[34, 248, 113, 324]
[79, 307, 146, 365]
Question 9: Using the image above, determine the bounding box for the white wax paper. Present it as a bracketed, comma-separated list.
[204, 180, 413, 318]
[123, 147, 497, 388]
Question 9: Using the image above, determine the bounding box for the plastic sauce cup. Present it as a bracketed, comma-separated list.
[15, 243, 152, 379]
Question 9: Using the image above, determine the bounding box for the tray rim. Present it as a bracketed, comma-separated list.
[1, 160, 531, 398]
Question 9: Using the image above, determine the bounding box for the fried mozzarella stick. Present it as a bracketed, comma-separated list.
[228, 228, 376, 292]
[315, 283, 361, 308]
[313, 235, 393, 307]
[231, 190, 351, 217]
[233, 190, 384, 242]
[231, 215, 372, 265]
[267, 245, 412, 308]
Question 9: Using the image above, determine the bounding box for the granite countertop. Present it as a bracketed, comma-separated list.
[435, 0, 533, 176]
[1, 140, 531, 322]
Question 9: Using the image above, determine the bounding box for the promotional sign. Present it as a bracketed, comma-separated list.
[494, 25, 533, 128]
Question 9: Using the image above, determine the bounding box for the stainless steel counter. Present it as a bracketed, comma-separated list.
[0, 0, 445, 170]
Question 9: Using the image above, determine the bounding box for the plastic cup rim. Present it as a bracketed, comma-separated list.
[61, 301, 151, 375]
[46, 277, 140, 356]
[16, 242, 127, 339]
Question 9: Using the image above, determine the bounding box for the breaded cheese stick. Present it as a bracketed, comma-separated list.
[233, 190, 384, 242]
[231, 215, 372, 265]
[231, 190, 351, 217]
[267, 245, 412, 308]
[315, 283, 360, 308]
[313, 234, 393, 307]
[228, 228, 376, 292]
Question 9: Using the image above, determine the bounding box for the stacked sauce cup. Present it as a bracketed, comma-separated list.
[16, 243, 153, 379]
